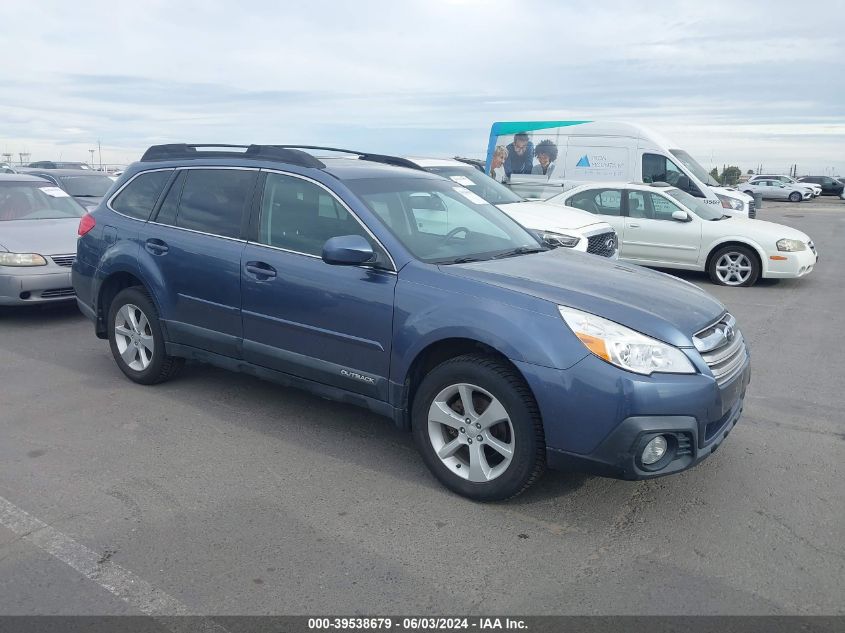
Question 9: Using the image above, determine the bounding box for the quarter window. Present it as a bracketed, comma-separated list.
[568, 189, 622, 216]
[258, 172, 373, 257]
[110, 170, 172, 220]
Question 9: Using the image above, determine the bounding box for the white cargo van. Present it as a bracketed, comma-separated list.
[485, 121, 754, 217]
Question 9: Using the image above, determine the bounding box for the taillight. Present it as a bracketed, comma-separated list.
[78, 213, 96, 236]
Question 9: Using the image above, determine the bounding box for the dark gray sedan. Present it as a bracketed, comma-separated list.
[17, 168, 116, 210]
[0, 174, 86, 305]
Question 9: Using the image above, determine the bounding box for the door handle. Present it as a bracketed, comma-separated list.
[628, 223, 640, 228]
[145, 238, 169, 255]
[245, 261, 277, 279]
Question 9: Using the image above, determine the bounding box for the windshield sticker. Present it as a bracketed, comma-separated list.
[452, 186, 487, 205]
[41, 187, 70, 198]
[448, 175, 476, 187]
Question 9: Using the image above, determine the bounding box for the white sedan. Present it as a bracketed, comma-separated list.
[741, 179, 812, 202]
[546, 182, 818, 286]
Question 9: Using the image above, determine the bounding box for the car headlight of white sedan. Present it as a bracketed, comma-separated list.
[540, 231, 581, 248]
[559, 306, 696, 375]
[776, 239, 806, 252]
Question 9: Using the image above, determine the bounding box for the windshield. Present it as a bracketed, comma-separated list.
[0, 182, 87, 221]
[425, 166, 523, 205]
[57, 174, 114, 197]
[346, 176, 542, 264]
[664, 187, 724, 221]
[669, 149, 720, 186]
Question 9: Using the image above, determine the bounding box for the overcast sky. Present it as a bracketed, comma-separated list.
[1, 0, 843, 173]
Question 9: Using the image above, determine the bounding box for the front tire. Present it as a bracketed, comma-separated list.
[708, 245, 760, 287]
[789, 191, 802, 203]
[107, 287, 183, 385]
[412, 354, 545, 501]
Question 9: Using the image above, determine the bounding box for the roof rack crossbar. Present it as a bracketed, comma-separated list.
[140, 144, 325, 169]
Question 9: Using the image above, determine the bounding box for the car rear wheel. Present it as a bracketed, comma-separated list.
[708, 245, 760, 287]
[108, 287, 183, 385]
[412, 354, 545, 501]
[789, 191, 802, 203]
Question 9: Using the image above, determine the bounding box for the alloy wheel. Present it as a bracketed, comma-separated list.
[715, 252, 753, 286]
[427, 383, 515, 482]
[114, 304, 155, 371]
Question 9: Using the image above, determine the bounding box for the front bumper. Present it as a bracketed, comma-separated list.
[764, 247, 818, 279]
[0, 268, 75, 305]
[515, 349, 751, 480]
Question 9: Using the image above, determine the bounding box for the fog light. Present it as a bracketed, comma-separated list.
[641, 435, 668, 465]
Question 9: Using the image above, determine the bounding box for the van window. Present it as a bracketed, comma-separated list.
[111, 170, 172, 220]
[155, 169, 257, 238]
[258, 172, 372, 257]
[643, 153, 704, 198]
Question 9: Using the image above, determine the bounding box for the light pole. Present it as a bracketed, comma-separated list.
[19, 152, 30, 166]
[89, 149, 96, 167]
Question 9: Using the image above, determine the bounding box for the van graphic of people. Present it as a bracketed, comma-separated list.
[504, 132, 534, 176]
[489, 145, 508, 182]
[531, 139, 558, 177]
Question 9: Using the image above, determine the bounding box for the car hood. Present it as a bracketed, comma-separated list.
[498, 201, 611, 233]
[440, 248, 725, 347]
[709, 216, 812, 243]
[0, 218, 80, 255]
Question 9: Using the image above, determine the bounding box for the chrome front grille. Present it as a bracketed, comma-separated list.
[586, 230, 618, 258]
[694, 313, 748, 386]
[748, 201, 756, 219]
[808, 240, 816, 256]
[50, 254, 76, 267]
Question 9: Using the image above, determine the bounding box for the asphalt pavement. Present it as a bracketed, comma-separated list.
[0, 197, 843, 616]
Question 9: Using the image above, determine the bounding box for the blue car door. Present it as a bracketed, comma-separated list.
[240, 170, 396, 401]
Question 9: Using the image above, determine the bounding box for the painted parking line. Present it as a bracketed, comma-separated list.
[0, 495, 227, 631]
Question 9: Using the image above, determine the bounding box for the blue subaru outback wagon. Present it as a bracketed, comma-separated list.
[73, 144, 750, 500]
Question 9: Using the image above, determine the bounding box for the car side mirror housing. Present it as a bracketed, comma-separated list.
[322, 235, 376, 266]
[671, 210, 690, 222]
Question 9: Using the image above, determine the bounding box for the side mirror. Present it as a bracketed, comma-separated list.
[322, 235, 375, 266]
[671, 210, 690, 222]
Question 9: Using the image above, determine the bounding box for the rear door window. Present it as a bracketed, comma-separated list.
[154, 169, 257, 238]
[111, 170, 173, 220]
[568, 189, 622, 216]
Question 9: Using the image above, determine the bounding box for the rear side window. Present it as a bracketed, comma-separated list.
[155, 169, 258, 238]
[111, 170, 172, 220]
[568, 189, 622, 216]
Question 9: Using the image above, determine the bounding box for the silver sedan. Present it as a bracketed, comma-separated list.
[741, 179, 811, 203]
[0, 174, 86, 305]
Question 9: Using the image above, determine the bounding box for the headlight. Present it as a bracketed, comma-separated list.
[0, 252, 48, 266]
[558, 306, 696, 375]
[540, 231, 580, 248]
[716, 193, 744, 211]
[776, 239, 806, 252]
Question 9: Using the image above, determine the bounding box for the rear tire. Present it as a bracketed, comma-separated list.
[412, 354, 545, 501]
[708, 245, 760, 287]
[107, 287, 183, 385]
[789, 191, 802, 203]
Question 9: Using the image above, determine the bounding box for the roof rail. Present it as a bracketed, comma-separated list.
[140, 144, 325, 169]
[270, 146, 426, 172]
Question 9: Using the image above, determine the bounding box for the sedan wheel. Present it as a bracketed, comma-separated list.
[708, 245, 760, 287]
[789, 191, 802, 203]
[114, 304, 155, 371]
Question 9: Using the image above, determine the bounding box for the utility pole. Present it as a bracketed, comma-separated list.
[89, 149, 96, 167]
[19, 152, 30, 166]
[98, 140, 102, 171]
[1, 153, 11, 165]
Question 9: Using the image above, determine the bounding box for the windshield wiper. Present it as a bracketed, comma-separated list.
[442, 255, 486, 265]
[491, 246, 547, 259]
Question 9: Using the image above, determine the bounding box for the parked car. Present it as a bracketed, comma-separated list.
[546, 182, 817, 286]
[0, 163, 15, 174]
[484, 121, 754, 217]
[403, 157, 618, 257]
[74, 143, 750, 500]
[741, 179, 812, 202]
[0, 173, 86, 305]
[748, 175, 821, 197]
[17, 168, 116, 210]
[27, 161, 93, 170]
[799, 176, 844, 196]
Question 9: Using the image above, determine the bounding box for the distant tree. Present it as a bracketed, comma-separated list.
[709, 167, 721, 183]
[720, 166, 742, 186]
[747, 169, 754, 175]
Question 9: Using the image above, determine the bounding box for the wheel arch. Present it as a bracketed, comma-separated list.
[705, 239, 766, 278]
[95, 269, 161, 338]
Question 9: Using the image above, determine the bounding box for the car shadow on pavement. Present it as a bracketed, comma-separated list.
[0, 301, 84, 323]
[652, 268, 782, 288]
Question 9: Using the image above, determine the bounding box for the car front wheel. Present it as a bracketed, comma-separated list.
[107, 287, 183, 385]
[708, 245, 760, 287]
[412, 354, 545, 501]
[789, 191, 802, 203]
